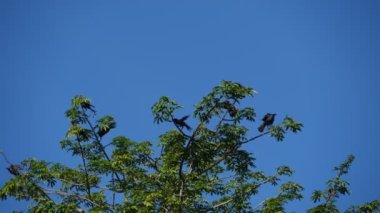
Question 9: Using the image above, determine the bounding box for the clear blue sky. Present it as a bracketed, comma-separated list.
[1, 1, 379, 211]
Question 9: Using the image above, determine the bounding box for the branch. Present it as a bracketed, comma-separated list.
[177, 104, 219, 212]
[1, 151, 54, 202]
[0, 151, 13, 165]
[213, 198, 233, 209]
[212, 178, 273, 210]
[199, 131, 269, 175]
[84, 116, 127, 192]
[144, 154, 160, 172]
[54, 177, 122, 192]
[112, 173, 115, 210]
[324, 189, 337, 207]
[178, 123, 201, 180]
[178, 103, 220, 180]
[174, 124, 192, 138]
[103, 142, 113, 149]
[75, 137, 92, 201]
[252, 198, 268, 211]
[241, 131, 270, 145]
[43, 188, 113, 211]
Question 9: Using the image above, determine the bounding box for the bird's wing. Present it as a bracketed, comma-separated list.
[180, 115, 189, 121]
[262, 113, 270, 121]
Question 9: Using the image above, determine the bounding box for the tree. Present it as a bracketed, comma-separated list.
[0, 80, 378, 212]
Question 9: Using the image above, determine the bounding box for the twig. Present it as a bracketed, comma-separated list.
[241, 131, 270, 145]
[177, 104, 219, 212]
[323, 189, 337, 207]
[213, 198, 233, 209]
[252, 198, 267, 211]
[43, 188, 113, 211]
[144, 154, 159, 171]
[112, 173, 115, 210]
[212, 178, 273, 210]
[84, 117, 127, 192]
[0, 151, 13, 165]
[76, 137, 92, 201]
[198, 131, 270, 176]
[104, 142, 113, 149]
[54, 177, 122, 192]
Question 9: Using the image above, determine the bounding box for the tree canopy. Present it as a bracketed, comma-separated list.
[1, 81, 378, 212]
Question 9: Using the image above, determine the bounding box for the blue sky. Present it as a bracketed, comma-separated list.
[1, 1, 379, 211]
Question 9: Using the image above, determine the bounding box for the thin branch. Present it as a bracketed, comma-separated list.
[220, 174, 237, 180]
[241, 131, 270, 145]
[84, 116, 127, 192]
[54, 177, 122, 192]
[43, 188, 113, 211]
[198, 131, 270, 176]
[252, 198, 267, 211]
[144, 153, 159, 171]
[178, 103, 219, 179]
[324, 189, 337, 207]
[76, 138, 92, 201]
[174, 124, 192, 138]
[213, 198, 233, 209]
[170, 114, 192, 138]
[112, 173, 115, 210]
[212, 178, 273, 210]
[103, 142, 113, 149]
[177, 104, 219, 212]
[0, 151, 13, 165]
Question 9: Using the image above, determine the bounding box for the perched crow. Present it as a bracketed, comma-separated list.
[258, 113, 276, 132]
[173, 115, 192, 130]
[227, 107, 237, 117]
[80, 102, 96, 114]
[7, 164, 21, 176]
[6, 164, 52, 200]
[98, 126, 112, 138]
[221, 101, 237, 117]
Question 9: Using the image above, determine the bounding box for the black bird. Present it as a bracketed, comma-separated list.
[80, 102, 96, 114]
[227, 107, 237, 117]
[173, 115, 192, 130]
[6, 165, 53, 200]
[258, 113, 276, 132]
[221, 101, 237, 117]
[7, 164, 21, 176]
[98, 125, 114, 138]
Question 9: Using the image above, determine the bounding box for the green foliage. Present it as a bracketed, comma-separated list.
[152, 96, 182, 124]
[97, 116, 116, 136]
[306, 155, 380, 213]
[346, 200, 380, 213]
[0, 81, 377, 212]
[269, 116, 303, 142]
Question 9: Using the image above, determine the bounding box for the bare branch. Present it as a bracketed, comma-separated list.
[213, 198, 233, 209]
[252, 198, 267, 211]
[0, 151, 13, 165]
[241, 131, 270, 145]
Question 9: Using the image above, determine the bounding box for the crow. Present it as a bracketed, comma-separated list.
[80, 102, 96, 114]
[7, 164, 21, 176]
[258, 113, 276, 132]
[173, 115, 192, 130]
[221, 101, 237, 117]
[98, 125, 114, 138]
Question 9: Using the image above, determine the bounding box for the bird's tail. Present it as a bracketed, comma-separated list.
[258, 123, 265, 132]
[184, 124, 192, 130]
